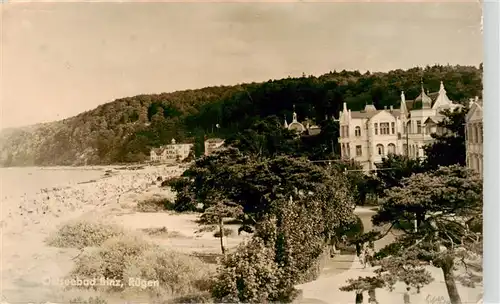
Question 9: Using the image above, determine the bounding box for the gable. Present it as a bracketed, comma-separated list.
[369, 110, 397, 122]
[423, 117, 438, 125]
[467, 103, 483, 122]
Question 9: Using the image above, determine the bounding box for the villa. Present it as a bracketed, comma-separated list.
[465, 96, 483, 176]
[337, 81, 462, 172]
[150, 138, 193, 163]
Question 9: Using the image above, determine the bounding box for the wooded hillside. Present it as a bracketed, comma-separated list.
[0, 64, 482, 166]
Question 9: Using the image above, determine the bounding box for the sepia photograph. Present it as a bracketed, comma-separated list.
[0, 1, 484, 303]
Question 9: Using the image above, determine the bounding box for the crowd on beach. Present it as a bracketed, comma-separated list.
[0, 165, 184, 235]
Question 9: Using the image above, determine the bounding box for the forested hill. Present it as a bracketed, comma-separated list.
[0, 64, 482, 167]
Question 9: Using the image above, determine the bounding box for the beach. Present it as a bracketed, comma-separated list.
[0, 164, 245, 303]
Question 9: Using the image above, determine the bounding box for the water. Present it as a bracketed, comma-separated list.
[0, 167, 105, 200]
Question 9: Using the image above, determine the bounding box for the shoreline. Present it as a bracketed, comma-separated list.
[0, 164, 189, 303]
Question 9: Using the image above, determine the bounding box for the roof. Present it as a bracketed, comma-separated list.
[350, 109, 402, 119]
[288, 121, 306, 132]
[406, 91, 439, 110]
[423, 117, 439, 124]
[205, 138, 225, 144]
[151, 147, 165, 154]
[466, 101, 483, 121]
[306, 127, 321, 136]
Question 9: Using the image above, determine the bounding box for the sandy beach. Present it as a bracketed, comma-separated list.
[0, 164, 251, 303]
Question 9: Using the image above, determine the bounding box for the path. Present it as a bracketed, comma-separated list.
[295, 207, 482, 304]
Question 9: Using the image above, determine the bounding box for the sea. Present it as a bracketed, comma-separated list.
[0, 167, 106, 200]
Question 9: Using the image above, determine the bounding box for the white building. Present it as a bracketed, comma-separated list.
[283, 107, 321, 136]
[150, 138, 193, 163]
[204, 138, 225, 156]
[465, 97, 483, 176]
[338, 81, 461, 172]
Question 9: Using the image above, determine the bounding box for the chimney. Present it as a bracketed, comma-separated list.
[390, 105, 394, 112]
[343, 102, 348, 112]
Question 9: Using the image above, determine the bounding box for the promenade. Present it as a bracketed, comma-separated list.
[295, 207, 483, 304]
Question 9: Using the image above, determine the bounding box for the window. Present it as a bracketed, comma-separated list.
[346, 144, 350, 157]
[403, 144, 408, 156]
[416, 120, 422, 134]
[387, 143, 396, 154]
[391, 122, 395, 134]
[380, 123, 390, 135]
[376, 144, 384, 156]
[480, 123, 483, 143]
[341, 144, 345, 157]
[374, 123, 378, 135]
[356, 145, 362, 156]
[474, 124, 479, 144]
[355, 126, 361, 137]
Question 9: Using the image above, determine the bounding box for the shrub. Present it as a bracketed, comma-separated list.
[70, 234, 154, 285]
[69, 234, 215, 299]
[211, 238, 284, 303]
[46, 220, 124, 249]
[142, 227, 182, 238]
[136, 197, 175, 212]
[124, 248, 215, 296]
[167, 291, 213, 303]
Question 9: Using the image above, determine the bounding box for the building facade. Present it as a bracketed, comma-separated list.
[150, 138, 193, 163]
[338, 81, 461, 172]
[465, 97, 483, 175]
[204, 138, 226, 156]
[283, 107, 321, 136]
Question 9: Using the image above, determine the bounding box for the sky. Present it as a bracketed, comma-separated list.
[0, 1, 482, 129]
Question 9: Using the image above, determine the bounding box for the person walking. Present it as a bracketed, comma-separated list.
[356, 242, 365, 267]
[363, 246, 372, 268]
[355, 290, 364, 304]
[403, 286, 411, 304]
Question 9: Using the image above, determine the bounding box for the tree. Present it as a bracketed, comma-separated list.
[171, 148, 356, 236]
[423, 107, 467, 170]
[224, 116, 298, 159]
[340, 276, 384, 304]
[375, 154, 427, 196]
[330, 160, 380, 205]
[198, 192, 243, 254]
[373, 253, 434, 293]
[369, 165, 482, 304]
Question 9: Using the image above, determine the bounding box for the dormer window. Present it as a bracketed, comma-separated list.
[355, 126, 361, 137]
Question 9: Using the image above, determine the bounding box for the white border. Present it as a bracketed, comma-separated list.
[483, 2, 500, 304]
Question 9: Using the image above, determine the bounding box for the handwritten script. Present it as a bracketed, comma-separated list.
[426, 295, 451, 304]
